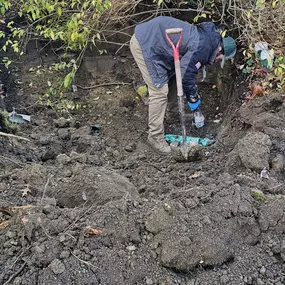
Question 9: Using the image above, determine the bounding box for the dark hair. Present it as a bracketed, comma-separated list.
[218, 23, 229, 37]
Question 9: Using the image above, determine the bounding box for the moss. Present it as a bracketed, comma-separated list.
[0, 110, 17, 134]
[251, 189, 266, 203]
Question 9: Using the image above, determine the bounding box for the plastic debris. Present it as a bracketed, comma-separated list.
[165, 134, 214, 147]
[20, 184, 32, 197]
[82, 191, 87, 201]
[193, 109, 205, 128]
[260, 167, 269, 179]
[126, 245, 137, 251]
[72, 85, 78, 92]
[254, 42, 274, 69]
[0, 83, 7, 98]
[9, 108, 31, 124]
[91, 124, 101, 135]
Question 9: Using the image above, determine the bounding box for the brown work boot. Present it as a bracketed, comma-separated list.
[147, 135, 171, 156]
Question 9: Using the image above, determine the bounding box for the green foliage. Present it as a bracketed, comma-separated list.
[0, 0, 113, 99]
[0, 0, 112, 53]
[251, 189, 266, 203]
[274, 56, 285, 87]
[28, 60, 82, 113]
[0, 110, 17, 133]
[0, 0, 114, 112]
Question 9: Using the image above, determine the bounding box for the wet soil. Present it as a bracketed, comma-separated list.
[1, 48, 285, 285]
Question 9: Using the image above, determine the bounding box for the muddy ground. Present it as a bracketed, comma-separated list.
[0, 45, 285, 285]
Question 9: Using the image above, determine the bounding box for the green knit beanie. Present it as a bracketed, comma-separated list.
[222, 37, 237, 60]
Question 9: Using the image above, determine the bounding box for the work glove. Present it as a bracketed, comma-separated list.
[187, 92, 201, 111]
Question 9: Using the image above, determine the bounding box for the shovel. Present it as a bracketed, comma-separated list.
[165, 28, 190, 160]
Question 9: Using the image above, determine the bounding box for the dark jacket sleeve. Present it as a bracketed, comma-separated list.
[180, 50, 200, 101]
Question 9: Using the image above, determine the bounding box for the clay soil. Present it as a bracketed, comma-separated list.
[1, 47, 285, 285]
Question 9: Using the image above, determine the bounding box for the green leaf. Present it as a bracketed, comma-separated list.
[57, 7, 62, 16]
[221, 30, 227, 38]
[50, 30, 55, 40]
[71, 32, 78, 42]
[256, 0, 265, 9]
[64, 72, 73, 88]
[201, 13, 207, 18]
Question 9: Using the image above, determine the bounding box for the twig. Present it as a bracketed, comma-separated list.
[71, 251, 100, 271]
[0, 155, 24, 168]
[63, 205, 95, 232]
[114, 8, 212, 20]
[11, 246, 32, 269]
[3, 262, 27, 285]
[0, 132, 30, 142]
[115, 40, 131, 55]
[265, 184, 283, 192]
[41, 175, 53, 202]
[77, 82, 132, 90]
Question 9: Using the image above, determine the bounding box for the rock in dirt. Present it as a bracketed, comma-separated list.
[11, 164, 47, 186]
[259, 197, 285, 232]
[236, 131, 272, 171]
[53, 117, 70, 128]
[55, 167, 138, 207]
[126, 245, 137, 251]
[145, 208, 173, 234]
[160, 232, 234, 271]
[41, 149, 58, 161]
[125, 142, 136, 152]
[70, 126, 91, 139]
[69, 151, 87, 163]
[271, 154, 284, 172]
[39, 135, 53, 145]
[48, 258, 65, 274]
[56, 154, 71, 165]
[57, 128, 69, 140]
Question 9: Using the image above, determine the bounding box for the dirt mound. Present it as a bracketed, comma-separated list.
[1, 52, 285, 285]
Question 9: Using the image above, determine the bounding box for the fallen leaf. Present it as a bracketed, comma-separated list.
[253, 68, 268, 77]
[21, 216, 29, 224]
[189, 172, 202, 179]
[0, 220, 9, 230]
[250, 83, 264, 96]
[85, 226, 103, 235]
[246, 82, 265, 100]
[20, 184, 32, 197]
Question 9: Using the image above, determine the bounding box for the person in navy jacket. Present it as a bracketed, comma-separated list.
[130, 16, 236, 155]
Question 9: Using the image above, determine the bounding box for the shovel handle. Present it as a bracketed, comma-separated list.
[165, 28, 183, 34]
[165, 28, 183, 61]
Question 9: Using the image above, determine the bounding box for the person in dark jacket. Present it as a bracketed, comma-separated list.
[130, 16, 236, 155]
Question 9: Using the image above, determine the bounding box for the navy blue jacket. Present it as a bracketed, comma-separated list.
[134, 16, 222, 100]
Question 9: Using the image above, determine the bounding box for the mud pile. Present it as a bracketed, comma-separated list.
[0, 52, 285, 285]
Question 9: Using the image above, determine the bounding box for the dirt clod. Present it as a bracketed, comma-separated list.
[237, 131, 272, 171]
[48, 258, 66, 274]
